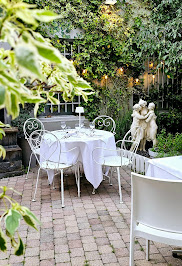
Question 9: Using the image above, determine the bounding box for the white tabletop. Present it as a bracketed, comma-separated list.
[146, 156, 182, 180]
[41, 129, 116, 188]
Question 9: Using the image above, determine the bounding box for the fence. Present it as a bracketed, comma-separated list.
[124, 150, 150, 174]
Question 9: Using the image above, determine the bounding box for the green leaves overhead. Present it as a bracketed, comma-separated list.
[35, 42, 63, 63]
[32, 10, 62, 22]
[0, 85, 5, 106]
[0, 0, 93, 129]
[15, 45, 42, 79]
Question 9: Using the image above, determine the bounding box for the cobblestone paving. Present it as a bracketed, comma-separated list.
[0, 167, 182, 266]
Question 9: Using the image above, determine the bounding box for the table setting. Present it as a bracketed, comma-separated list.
[40, 121, 117, 189]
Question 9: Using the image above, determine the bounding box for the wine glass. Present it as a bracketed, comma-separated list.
[89, 122, 95, 136]
[61, 121, 66, 131]
[75, 123, 80, 135]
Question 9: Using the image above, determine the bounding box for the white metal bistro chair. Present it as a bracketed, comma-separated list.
[130, 172, 182, 266]
[29, 130, 80, 207]
[23, 118, 45, 179]
[93, 138, 139, 203]
[92, 115, 116, 134]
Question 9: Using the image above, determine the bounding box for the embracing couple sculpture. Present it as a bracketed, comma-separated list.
[130, 99, 158, 151]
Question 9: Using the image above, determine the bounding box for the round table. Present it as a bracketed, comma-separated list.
[41, 129, 116, 188]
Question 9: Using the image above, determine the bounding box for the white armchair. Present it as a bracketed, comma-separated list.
[23, 118, 45, 179]
[29, 130, 80, 207]
[130, 172, 182, 266]
[93, 139, 139, 203]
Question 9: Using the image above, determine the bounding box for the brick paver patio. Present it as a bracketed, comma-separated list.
[0, 167, 182, 266]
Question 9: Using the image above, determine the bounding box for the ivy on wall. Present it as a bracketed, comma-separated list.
[25, 0, 153, 120]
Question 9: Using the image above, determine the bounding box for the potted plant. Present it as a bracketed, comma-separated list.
[148, 129, 182, 158]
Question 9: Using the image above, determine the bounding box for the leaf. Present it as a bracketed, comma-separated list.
[21, 206, 41, 225]
[22, 215, 38, 231]
[5, 209, 21, 236]
[0, 230, 7, 252]
[0, 145, 6, 159]
[48, 95, 59, 105]
[0, 60, 8, 70]
[35, 42, 63, 63]
[11, 93, 19, 119]
[21, 94, 46, 104]
[16, 10, 38, 26]
[0, 128, 5, 139]
[0, 71, 18, 83]
[0, 85, 5, 105]
[33, 10, 62, 22]
[14, 236, 24, 256]
[76, 79, 92, 90]
[15, 45, 42, 79]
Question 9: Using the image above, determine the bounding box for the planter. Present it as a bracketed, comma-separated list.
[0, 127, 23, 178]
[17, 137, 36, 168]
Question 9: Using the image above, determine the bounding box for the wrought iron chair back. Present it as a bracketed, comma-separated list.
[23, 118, 45, 140]
[92, 115, 116, 134]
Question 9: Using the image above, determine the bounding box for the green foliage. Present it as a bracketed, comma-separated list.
[115, 110, 132, 141]
[0, 186, 40, 255]
[0, 0, 93, 158]
[152, 129, 182, 157]
[157, 109, 182, 134]
[136, 0, 182, 75]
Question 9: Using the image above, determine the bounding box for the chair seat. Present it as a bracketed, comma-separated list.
[41, 161, 72, 170]
[103, 155, 131, 167]
[136, 223, 182, 244]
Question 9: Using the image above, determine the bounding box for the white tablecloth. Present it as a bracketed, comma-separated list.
[40, 129, 116, 188]
[146, 156, 182, 180]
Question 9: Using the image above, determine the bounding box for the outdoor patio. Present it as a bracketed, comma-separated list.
[1, 168, 182, 266]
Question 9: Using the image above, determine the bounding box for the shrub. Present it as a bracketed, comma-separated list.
[115, 110, 132, 142]
[152, 129, 182, 157]
[157, 110, 182, 134]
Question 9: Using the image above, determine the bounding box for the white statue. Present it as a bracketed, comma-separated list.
[131, 104, 147, 142]
[145, 103, 158, 147]
[130, 99, 158, 152]
[138, 99, 148, 151]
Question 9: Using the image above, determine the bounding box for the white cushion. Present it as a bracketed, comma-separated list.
[41, 161, 72, 170]
[103, 155, 131, 167]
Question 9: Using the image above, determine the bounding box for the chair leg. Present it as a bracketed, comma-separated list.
[109, 167, 113, 186]
[146, 239, 150, 261]
[26, 152, 33, 180]
[77, 165, 80, 197]
[75, 165, 80, 197]
[117, 167, 123, 203]
[32, 167, 41, 202]
[60, 169, 65, 208]
[92, 188, 95, 194]
[129, 233, 135, 266]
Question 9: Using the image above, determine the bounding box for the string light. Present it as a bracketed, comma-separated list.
[104, 75, 108, 80]
[82, 69, 87, 74]
[135, 78, 139, 83]
[152, 75, 155, 79]
[105, 0, 117, 4]
[149, 62, 153, 68]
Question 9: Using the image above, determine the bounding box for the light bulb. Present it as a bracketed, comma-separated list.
[105, 0, 117, 4]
